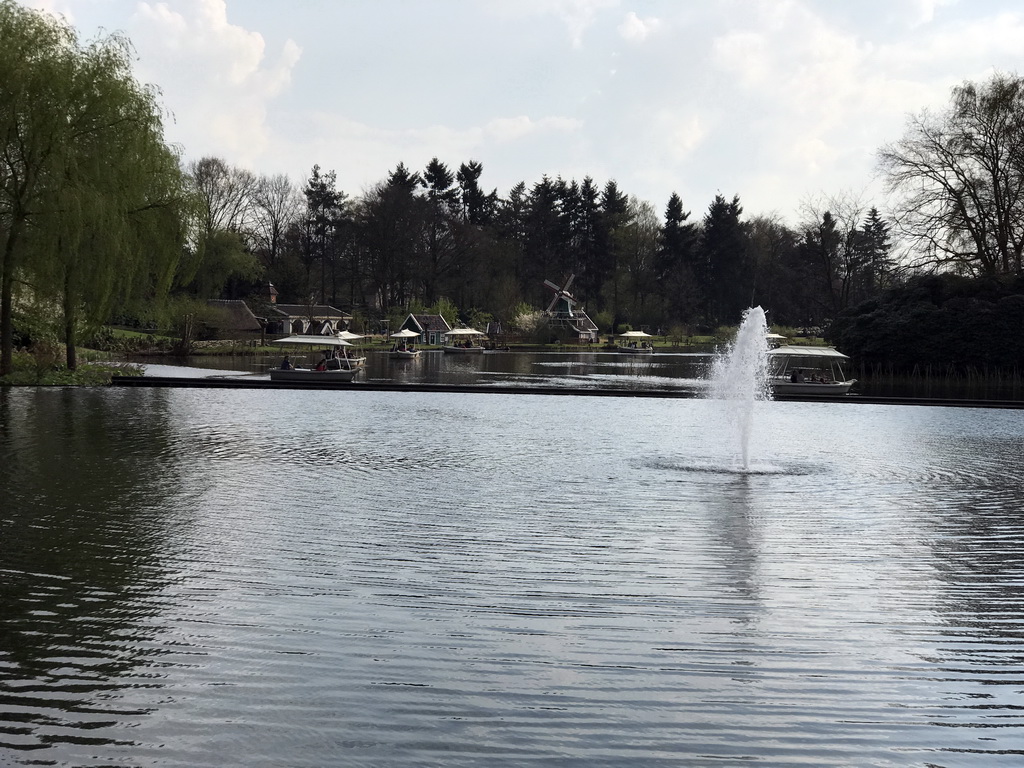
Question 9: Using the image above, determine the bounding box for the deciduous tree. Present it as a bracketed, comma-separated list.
[879, 71, 1024, 277]
[1, 2, 190, 372]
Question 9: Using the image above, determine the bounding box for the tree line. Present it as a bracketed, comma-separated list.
[189, 157, 898, 340]
[3, 2, 1023, 377]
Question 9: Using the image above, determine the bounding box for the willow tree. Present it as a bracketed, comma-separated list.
[0, 1, 190, 374]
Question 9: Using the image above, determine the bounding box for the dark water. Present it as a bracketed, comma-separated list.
[2, 386, 1024, 766]
[153, 349, 711, 393]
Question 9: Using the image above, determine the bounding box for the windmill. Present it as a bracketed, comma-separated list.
[544, 274, 577, 317]
[540, 273, 599, 342]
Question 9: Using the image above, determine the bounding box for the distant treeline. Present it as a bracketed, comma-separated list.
[199, 157, 897, 336]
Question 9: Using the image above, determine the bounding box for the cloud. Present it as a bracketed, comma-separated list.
[131, 0, 301, 162]
[902, 0, 958, 26]
[486, 0, 618, 48]
[618, 11, 661, 42]
[485, 115, 584, 142]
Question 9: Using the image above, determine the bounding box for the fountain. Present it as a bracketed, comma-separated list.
[708, 306, 772, 470]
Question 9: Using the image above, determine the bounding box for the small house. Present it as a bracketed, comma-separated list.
[399, 313, 452, 345]
[204, 299, 264, 339]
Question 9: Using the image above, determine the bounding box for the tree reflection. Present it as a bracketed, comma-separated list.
[0, 388, 182, 752]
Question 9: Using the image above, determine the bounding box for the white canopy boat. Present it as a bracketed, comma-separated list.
[616, 330, 654, 353]
[389, 328, 421, 359]
[269, 335, 361, 383]
[335, 330, 368, 367]
[443, 327, 485, 353]
[768, 345, 857, 395]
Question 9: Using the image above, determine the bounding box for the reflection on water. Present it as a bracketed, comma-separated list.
[164, 350, 714, 393]
[2, 388, 1024, 766]
[157, 349, 1024, 400]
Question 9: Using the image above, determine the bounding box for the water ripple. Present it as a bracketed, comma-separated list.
[2, 388, 1024, 766]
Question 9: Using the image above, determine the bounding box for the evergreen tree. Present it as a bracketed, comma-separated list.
[656, 193, 700, 323]
[456, 160, 496, 226]
[857, 207, 893, 299]
[699, 194, 748, 326]
[302, 165, 347, 304]
[573, 177, 602, 309]
[420, 157, 462, 304]
[598, 180, 630, 320]
[356, 163, 422, 308]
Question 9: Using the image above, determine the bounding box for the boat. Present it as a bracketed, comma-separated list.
[389, 328, 421, 359]
[336, 330, 368, 367]
[616, 330, 655, 353]
[269, 335, 362, 383]
[442, 327, 486, 353]
[768, 345, 857, 395]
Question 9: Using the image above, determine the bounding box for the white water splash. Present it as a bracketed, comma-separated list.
[708, 306, 772, 470]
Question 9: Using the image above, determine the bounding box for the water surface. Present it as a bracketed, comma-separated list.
[2, 387, 1023, 766]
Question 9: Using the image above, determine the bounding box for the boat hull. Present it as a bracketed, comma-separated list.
[771, 379, 856, 396]
[389, 349, 421, 359]
[442, 346, 484, 353]
[269, 367, 358, 383]
[616, 345, 653, 354]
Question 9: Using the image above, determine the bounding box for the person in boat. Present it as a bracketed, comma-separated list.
[315, 353, 327, 371]
[280, 355, 292, 370]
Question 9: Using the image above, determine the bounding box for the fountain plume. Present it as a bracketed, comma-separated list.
[709, 306, 772, 469]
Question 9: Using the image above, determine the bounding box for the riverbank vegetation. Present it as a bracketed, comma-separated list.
[0, 348, 142, 386]
[2, 2, 1022, 385]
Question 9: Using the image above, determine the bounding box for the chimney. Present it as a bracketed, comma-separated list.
[264, 281, 278, 304]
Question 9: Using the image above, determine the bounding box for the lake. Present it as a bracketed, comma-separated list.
[2, 383, 1024, 766]
[152, 348, 1024, 400]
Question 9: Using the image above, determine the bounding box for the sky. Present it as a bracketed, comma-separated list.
[23, 0, 1024, 225]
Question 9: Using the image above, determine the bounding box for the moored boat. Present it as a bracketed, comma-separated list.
[442, 327, 485, 353]
[768, 345, 856, 395]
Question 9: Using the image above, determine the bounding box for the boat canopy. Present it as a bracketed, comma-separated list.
[618, 330, 652, 338]
[337, 330, 364, 341]
[274, 335, 353, 347]
[445, 328, 485, 336]
[390, 329, 420, 339]
[769, 345, 849, 360]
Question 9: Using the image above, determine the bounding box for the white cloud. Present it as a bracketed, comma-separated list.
[657, 113, 708, 162]
[131, 0, 301, 162]
[618, 11, 661, 42]
[485, 116, 584, 143]
[486, 0, 618, 48]
[902, 0, 958, 26]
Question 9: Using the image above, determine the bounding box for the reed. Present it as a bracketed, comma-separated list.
[856, 363, 1023, 399]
